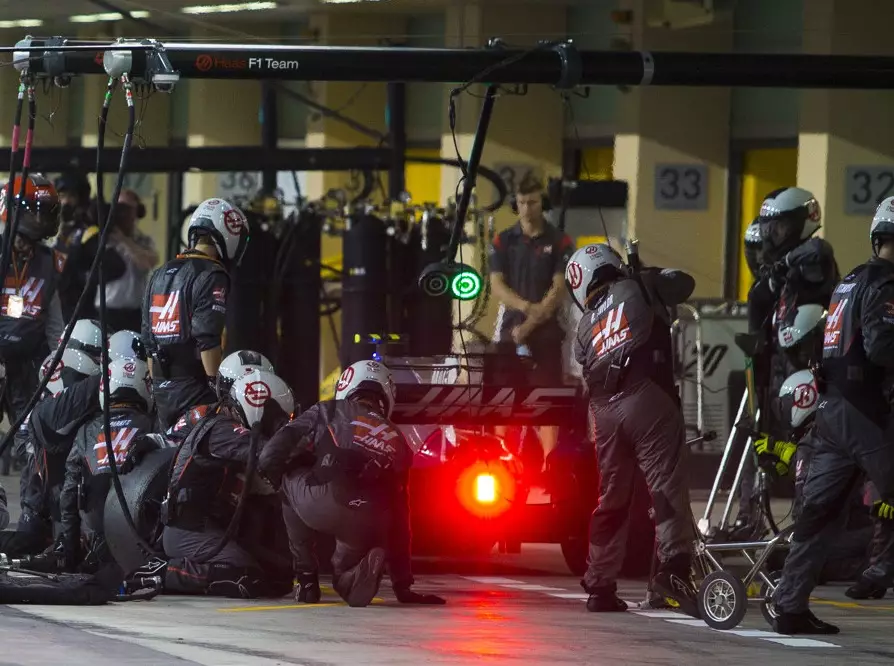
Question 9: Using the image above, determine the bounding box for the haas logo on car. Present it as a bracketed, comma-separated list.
[244, 381, 271, 407]
[590, 302, 631, 357]
[150, 291, 182, 336]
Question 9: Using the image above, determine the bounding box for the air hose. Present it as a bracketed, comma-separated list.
[94, 74, 163, 559]
[0, 77, 34, 301]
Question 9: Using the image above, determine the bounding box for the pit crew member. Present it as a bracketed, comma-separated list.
[59, 357, 159, 573]
[160, 368, 294, 598]
[567, 243, 698, 615]
[141, 198, 248, 431]
[259, 360, 446, 608]
[769, 197, 894, 635]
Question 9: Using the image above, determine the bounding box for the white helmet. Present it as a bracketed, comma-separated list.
[564, 243, 624, 313]
[40, 348, 100, 397]
[334, 360, 397, 418]
[778, 369, 820, 429]
[66, 319, 103, 362]
[100, 357, 153, 412]
[217, 350, 274, 399]
[230, 369, 295, 428]
[108, 330, 147, 362]
[758, 187, 822, 258]
[871, 196, 894, 255]
[187, 198, 249, 265]
[777, 304, 827, 349]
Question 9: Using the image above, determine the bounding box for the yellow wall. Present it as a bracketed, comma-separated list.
[579, 147, 615, 181]
[405, 147, 443, 205]
[737, 148, 798, 301]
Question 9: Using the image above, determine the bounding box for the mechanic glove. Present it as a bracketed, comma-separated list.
[872, 501, 894, 521]
[394, 585, 447, 605]
[753, 435, 797, 477]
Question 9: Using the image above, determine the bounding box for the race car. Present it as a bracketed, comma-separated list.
[386, 352, 656, 576]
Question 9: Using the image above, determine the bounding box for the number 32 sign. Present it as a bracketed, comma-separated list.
[845, 166, 894, 215]
[654, 164, 709, 211]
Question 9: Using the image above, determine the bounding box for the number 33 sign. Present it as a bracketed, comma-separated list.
[654, 164, 709, 211]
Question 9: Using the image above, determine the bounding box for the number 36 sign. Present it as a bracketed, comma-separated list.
[845, 166, 894, 215]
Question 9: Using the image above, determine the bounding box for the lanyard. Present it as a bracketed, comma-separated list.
[10, 253, 29, 296]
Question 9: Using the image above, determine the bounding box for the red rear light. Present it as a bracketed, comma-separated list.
[457, 461, 516, 518]
[474, 473, 497, 504]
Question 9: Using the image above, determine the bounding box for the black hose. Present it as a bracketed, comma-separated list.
[97, 75, 162, 559]
[0, 79, 26, 308]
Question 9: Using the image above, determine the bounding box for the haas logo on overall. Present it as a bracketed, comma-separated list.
[823, 298, 847, 348]
[150, 291, 182, 336]
[591, 302, 631, 357]
[3, 277, 45, 317]
[94, 428, 138, 468]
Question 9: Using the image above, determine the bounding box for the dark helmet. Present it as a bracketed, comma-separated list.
[54, 172, 91, 203]
[744, 219, 763, 278]
[0, 173, 61, 242]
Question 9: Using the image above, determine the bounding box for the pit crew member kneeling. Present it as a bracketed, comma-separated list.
[567, 243, 699, 615]
[59, 358, 161, 576]
[770, 197, 894, 635]
[259, 360, 445, 608]
[160, 368, 294, 598]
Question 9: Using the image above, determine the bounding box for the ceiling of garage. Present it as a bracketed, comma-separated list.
[0, 0, 583, 30]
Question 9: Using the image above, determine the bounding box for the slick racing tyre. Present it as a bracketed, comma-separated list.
[104, 448, 176, 576]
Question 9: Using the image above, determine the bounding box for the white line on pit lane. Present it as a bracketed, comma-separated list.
[461, 577, 841, 649]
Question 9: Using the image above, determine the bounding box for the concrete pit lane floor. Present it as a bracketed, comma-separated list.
[2, 478, 894, 665]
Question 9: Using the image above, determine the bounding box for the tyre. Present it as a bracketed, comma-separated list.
[561, 535, 587, 576]
[698, 570, 748, 630]
[104, 448, 176, 577]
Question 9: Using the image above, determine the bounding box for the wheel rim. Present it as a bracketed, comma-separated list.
[705, 579, 737, 623]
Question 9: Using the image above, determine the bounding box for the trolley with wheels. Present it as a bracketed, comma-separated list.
[692, 526, 791, 630]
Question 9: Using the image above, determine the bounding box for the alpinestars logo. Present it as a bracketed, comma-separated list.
[150, 291, 182, 336]
[94, 428, 138, 468]
[823, 298, 847, 349]
[590, 302, 631, 357]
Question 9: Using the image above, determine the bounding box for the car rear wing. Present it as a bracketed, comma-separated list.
[390, 384, 583, 426]
[381, 353, 585, 426]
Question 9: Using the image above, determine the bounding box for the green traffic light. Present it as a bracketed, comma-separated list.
[450, 269, 482, 300]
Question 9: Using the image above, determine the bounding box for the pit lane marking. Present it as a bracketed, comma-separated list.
[463, 577, 841, 648]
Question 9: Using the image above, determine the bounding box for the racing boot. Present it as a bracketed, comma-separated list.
[333, 547, 385, 608]
[295, 571, 321, 604]
[583, 583, 628, 613]
[845, 575, 887, 600]
[650, 554, 700, 619]
[771, 609, 839, 635]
